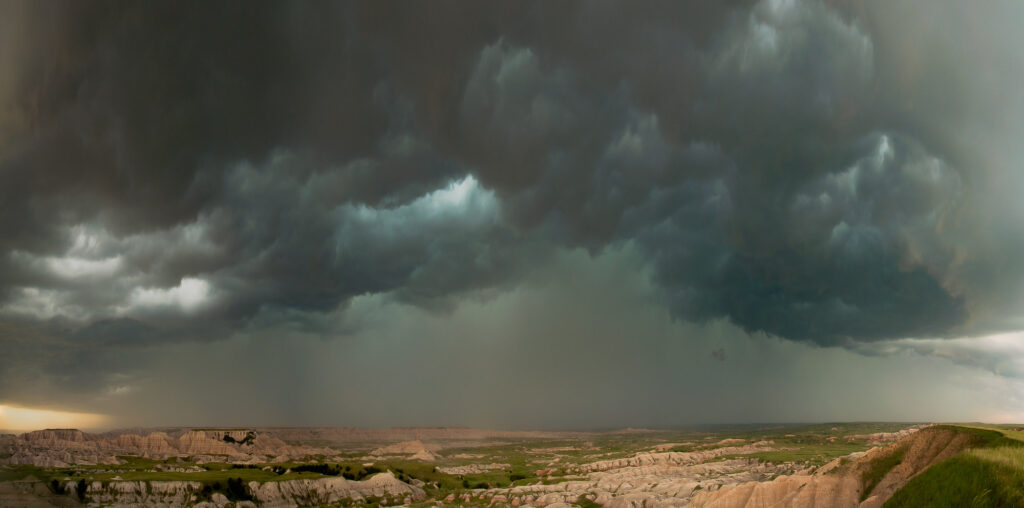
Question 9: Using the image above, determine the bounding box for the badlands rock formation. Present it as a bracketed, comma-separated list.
[250, 472, 426, 507]
[689, 426, 969, 508]
[370, 439, 439, 461]
[0, 424, 953, 507]
[566, 441, 776, 474]
[687, 474, 862, 508]
[437, 463, 511, 475]
[261, 427, 567, 447]
[64, 479, 204, 507]
[464, 428, 950, 508]
[0, 429, 330, 467]
[479, 458, 791, 507]
[370, 439, 431, 455]
[36, 472, 424, 508]
[843, 425, 928, 445]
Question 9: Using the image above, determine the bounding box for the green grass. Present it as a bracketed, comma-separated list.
[958, 424, 1024, 444]
[575, 494, 602, 508]
[884, 453, 1024, 508]
[882, 426, 1024, 507]
[970, 446, 1024, 469]
[860, 445, 907, 501]
[0, 465, 50, 482]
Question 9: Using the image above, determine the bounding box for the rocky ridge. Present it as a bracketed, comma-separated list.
[40, 471, 424, 508]
[566, 441, 776, 474]
[0, 429, 330, 467]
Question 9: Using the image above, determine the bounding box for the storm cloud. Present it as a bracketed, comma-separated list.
[2, 0, 1024, 424]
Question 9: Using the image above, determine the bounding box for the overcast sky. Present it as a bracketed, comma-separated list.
[3, 0, 1024, 430]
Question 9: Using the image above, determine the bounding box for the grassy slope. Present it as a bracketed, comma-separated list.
[884, 426, 1024, 508]
[860, 445, 907, 501]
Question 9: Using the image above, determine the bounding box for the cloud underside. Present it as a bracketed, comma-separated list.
[3, 0, 1024, 420]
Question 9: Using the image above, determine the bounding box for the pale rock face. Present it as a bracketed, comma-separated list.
[62, 479, 204, 507]
[480, 458, 790, 507]
[2, 428, 330, 466]
[370, 439, 430, 455]
[437, 463, 511, 475]
[22, 429, 87, 443]
[842, 425, 928, 445]
[38, 471, 424, 507]
[566, 441, 777, 474]
[408, 449, 438, 461]
[687, 475, 862, 508]
[249, 472, 426, 507]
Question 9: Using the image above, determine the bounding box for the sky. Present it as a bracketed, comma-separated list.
[2, 0, 1024, 430]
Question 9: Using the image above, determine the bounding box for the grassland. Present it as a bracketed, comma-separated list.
[884, 453, 1024, 507]
[883, 426, 1024, 508]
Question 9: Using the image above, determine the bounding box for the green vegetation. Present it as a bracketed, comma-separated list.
[860, 445, 906, 501]
[970, 446, 1024, 470]
[0, 465, 54, 482]
[959, 424, 1024, 444]
[75, 478, 87, 501]
[222, 432, 256, 446]
[931, 425, 1023, 448]
[883, 426, 1024, 507]
[226, 477, 253, 501]
[721, 441, 869, 466]
[884, 453, 1024, 507]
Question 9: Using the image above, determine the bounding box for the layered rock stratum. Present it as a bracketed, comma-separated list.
[0, 428, 328, 467]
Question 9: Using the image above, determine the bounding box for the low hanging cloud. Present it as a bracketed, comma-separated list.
[2, 0, 1024, 373]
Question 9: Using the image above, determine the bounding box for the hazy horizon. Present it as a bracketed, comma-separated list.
[3, 1, 1024, 431]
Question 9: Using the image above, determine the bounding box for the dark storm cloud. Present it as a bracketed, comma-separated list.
[1, 0, 1022, 360]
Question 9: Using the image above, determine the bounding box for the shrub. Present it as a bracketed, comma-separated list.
[76, 479, 88, 501]
[226, 477, 253, 501]
[292, 464, 341, 476]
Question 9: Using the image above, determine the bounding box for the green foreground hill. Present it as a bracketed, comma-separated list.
[885, 425, 1024, 508]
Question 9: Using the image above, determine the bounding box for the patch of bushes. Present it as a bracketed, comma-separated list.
[292, 464, 342, 476]
[222, 432, 256, 446]
[342, 465, 382, 481]
[198, 477, 253, 502]
[226, 477, 253, 501]
[76, 479, 88, 501]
